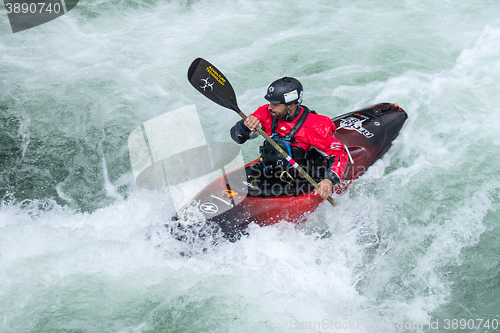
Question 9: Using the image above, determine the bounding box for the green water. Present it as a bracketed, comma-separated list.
[1, 0, 500, 332]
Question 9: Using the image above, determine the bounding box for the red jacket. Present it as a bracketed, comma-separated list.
[252, 104, 348, 181]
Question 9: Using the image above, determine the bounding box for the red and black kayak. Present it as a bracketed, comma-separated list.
[171, 101, 407, 241]
[168, 58, 407, 241]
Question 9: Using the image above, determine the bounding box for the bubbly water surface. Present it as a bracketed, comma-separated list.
[1, 0, 500, 332]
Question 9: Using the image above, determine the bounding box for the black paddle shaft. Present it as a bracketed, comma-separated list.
[187, 58, 336, 206]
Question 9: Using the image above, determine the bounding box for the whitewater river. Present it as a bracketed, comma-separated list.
[1, 0, 499, 332]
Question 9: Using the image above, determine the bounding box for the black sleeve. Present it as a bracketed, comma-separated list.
[324, 156, 341, 185]
[230, 119, 252, 144]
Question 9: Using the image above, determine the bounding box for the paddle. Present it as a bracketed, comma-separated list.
[187, 58, 336, 206]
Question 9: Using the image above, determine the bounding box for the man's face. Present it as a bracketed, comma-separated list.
[268, 103, 290, 119]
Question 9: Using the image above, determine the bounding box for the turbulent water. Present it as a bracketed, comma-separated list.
[1, 0, 500, 332]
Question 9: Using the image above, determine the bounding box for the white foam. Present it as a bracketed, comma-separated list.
[2, 1, 500, 331]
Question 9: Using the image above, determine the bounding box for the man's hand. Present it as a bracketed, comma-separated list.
[244, 115, 260, 132]
[315, 179, 333, 200]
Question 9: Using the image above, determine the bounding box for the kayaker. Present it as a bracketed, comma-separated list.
[230, 77, 348, 200]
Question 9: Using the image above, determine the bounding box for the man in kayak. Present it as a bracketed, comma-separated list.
[230, 77, 348, 200]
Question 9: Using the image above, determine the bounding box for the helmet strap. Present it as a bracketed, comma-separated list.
[285, 103, 298, 120]
[282, 104, 291, 120]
